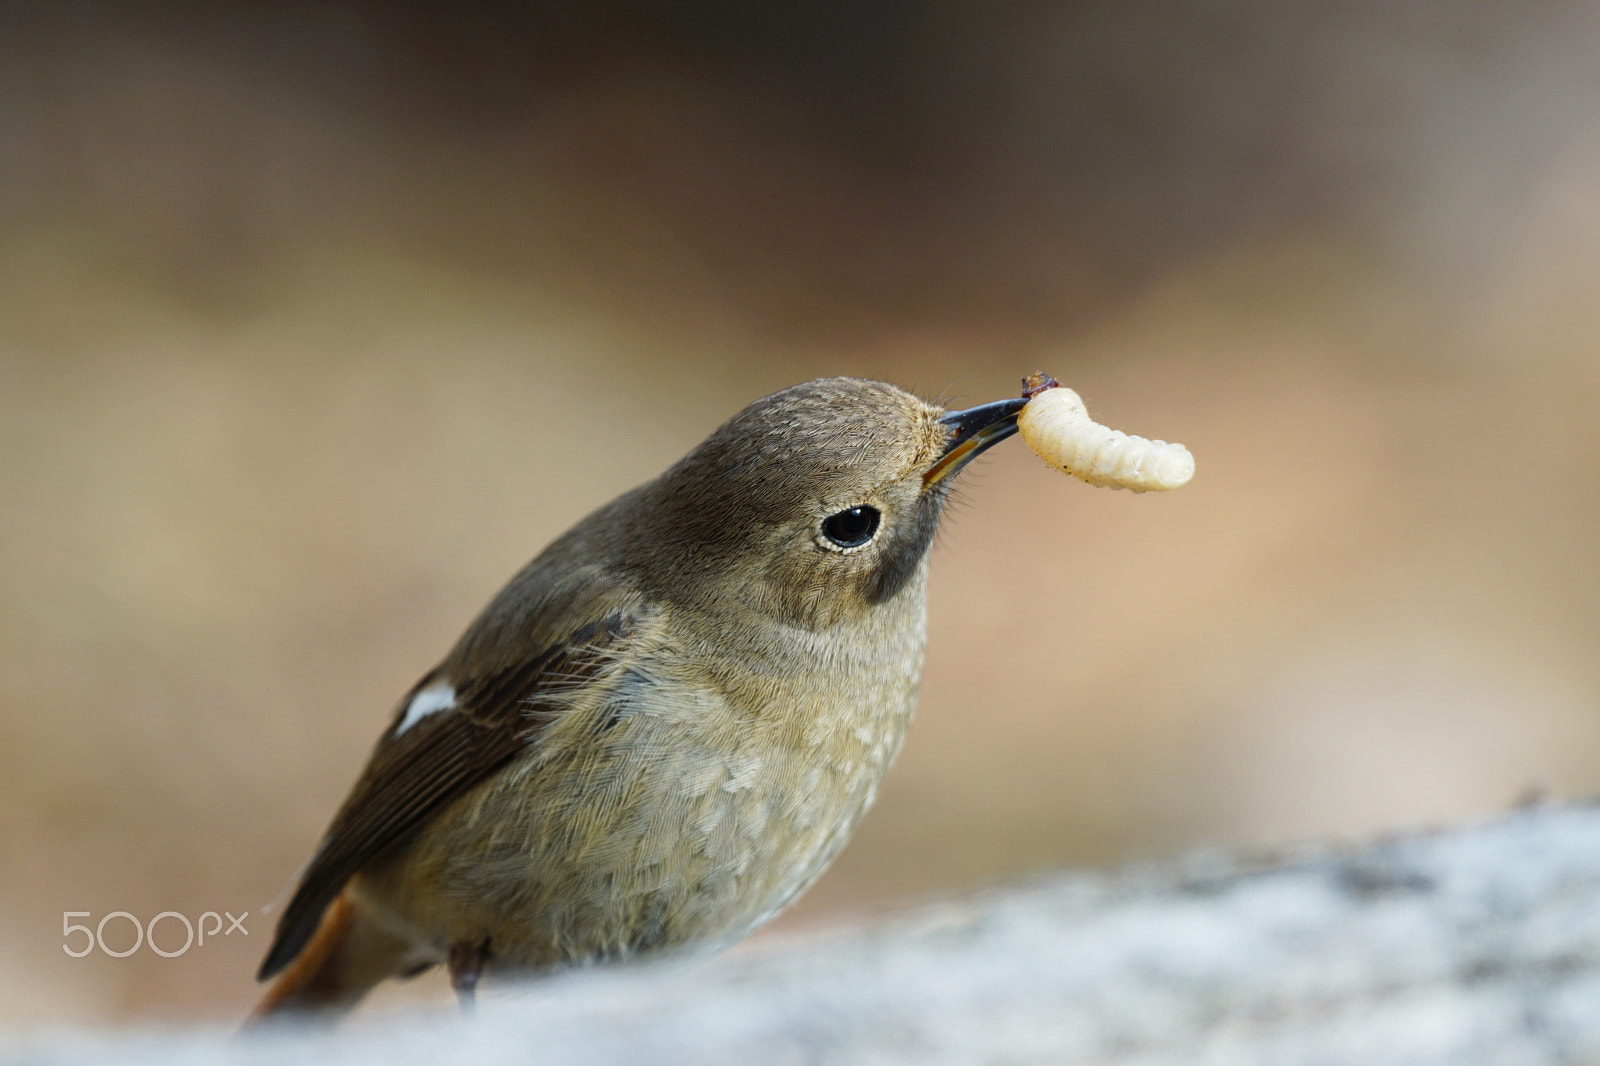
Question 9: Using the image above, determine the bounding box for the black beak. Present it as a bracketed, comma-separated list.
[923, 397, 1029, 488]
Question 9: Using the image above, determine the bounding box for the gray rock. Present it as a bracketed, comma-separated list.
[7, 803, 1600, 1065]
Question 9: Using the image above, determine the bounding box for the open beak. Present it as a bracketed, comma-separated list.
[923, 397, 1029, 489]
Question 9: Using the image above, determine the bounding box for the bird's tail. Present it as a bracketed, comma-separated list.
[245, 890, 414, 1025]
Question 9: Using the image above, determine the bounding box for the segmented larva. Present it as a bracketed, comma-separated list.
[1018, 377, 1195, 492]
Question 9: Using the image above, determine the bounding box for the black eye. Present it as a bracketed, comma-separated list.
[821, 505, 881, 549]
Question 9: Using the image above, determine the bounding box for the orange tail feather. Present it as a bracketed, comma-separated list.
[247, 891, 414, 1024]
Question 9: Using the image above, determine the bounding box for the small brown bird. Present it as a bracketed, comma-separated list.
[252, 377, 1027, 1020]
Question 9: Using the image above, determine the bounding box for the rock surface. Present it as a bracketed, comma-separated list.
[7, 803, 1600, 1065]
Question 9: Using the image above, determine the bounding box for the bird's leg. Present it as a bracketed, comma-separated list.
[447, 939, 489, 1015]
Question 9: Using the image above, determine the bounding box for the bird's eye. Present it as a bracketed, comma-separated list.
[820, 505, 881, 549]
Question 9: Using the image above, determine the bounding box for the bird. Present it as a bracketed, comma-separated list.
[251, 376, 1028, 1020]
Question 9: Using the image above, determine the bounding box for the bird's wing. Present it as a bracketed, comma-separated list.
[257, 571, 643, 982]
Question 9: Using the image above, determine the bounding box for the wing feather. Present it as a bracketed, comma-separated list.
[257, 603, 638, 981]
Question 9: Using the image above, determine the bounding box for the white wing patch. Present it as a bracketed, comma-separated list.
[396, 678, 456, 736]
[1018, 384, 1195, 492]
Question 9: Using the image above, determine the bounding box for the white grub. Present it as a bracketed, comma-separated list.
[1018, 383, 1194, 492]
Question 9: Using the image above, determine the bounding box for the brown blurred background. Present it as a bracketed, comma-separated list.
[3, 0, 1599, 1026]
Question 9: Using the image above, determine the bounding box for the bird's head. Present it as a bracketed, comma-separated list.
[621, 378, 1024, 631]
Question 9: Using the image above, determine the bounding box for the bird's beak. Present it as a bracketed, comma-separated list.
[923, 397, 1029, 489]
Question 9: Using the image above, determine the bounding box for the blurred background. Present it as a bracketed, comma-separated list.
[3, 0, 1599, 1026]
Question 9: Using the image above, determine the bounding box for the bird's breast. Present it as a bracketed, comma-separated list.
[368, 592, 930, 970]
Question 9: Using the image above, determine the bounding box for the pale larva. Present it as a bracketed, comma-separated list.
[1017, 379, 1195, 492]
